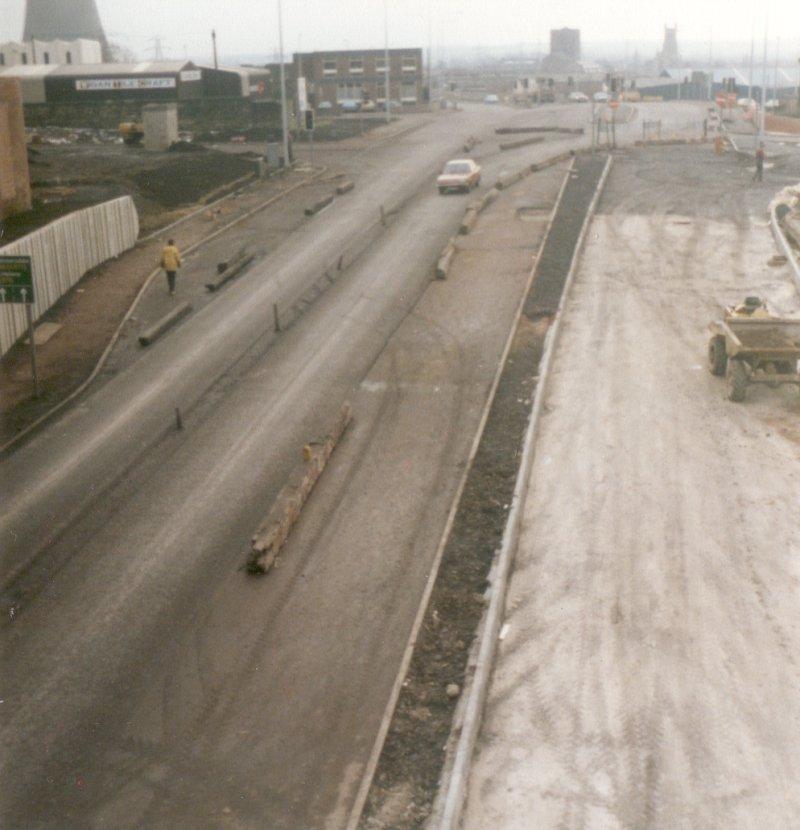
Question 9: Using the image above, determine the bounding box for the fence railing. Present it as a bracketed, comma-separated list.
[0, 196, 139, 356]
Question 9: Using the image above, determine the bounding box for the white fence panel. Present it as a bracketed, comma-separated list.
[0, 196, 139, 356]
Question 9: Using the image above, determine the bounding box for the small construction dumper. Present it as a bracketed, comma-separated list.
[708, 297, 800, 401]
[119, 122, 144, 146]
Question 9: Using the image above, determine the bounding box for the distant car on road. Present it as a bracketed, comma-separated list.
[318, 101, 333, 111]
[593, 91, 609, 102]
[340, 99, 361, 112]
[361, 100, 377, 112]
[765, 99, 781, 110]
[483, 94, 500, 104]
[568, 91, 589, 103]
[437, 159, 482, 194]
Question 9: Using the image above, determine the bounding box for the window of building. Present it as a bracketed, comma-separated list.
[66, 51, 72, 64]
[401, 57, 416, 72]
[323, 59, 337, 75]
[21, 53, 28, 64]
[376, 58, 387, 73]
[349, 58, 364, 74]
[401, 82, 417, 102]
[43, 52, 50, 64]
[336, 80, 363, 102]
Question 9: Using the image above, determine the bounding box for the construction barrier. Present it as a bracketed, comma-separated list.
[499, 136, 546, 151]
[247, 403, 353, 575]
[138, 302, 192, 347]
[0, 196, 139, 357]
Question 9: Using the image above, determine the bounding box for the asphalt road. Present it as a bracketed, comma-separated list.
[0, 102, 707, 828]
[464, 145, 800, 828]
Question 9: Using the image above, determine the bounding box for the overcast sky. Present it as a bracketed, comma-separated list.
[1, 0, 799, 63]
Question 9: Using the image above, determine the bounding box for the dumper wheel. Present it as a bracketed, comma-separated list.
[726, 359, 748, 402]
[708, 335, 727, 376]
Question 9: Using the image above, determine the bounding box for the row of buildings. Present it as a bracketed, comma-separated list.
[0, 38, 426, 121]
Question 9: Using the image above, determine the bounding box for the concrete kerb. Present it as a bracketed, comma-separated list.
[770, 203, 800, 296]
[434, 154, 614, 830]
[138, 302, 192, 346]
[0, 167, 329, 458]
[343, 157, 577, 830]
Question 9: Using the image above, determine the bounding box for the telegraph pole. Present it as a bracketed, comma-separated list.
[758, 17, 768, 147]
[211, 29, 218, 70]
[277, 0, 290, 167]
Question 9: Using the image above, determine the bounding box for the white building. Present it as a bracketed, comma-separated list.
[0, 39, 102, 68]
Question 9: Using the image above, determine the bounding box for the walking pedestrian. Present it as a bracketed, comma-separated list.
[753, 142, 765, 183]
[161, 238, 182, 296]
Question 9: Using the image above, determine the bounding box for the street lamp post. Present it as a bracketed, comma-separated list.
[384, 0, 391, 124]
[278, 0, 290, 167]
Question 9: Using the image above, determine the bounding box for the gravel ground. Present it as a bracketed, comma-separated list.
[463, 145, 800, 829]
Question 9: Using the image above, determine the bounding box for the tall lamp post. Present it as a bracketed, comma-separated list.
[384, 0, 391, 124]
[278, 0, 290, 167]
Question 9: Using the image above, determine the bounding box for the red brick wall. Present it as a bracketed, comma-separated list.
[0, 79, 32, 221]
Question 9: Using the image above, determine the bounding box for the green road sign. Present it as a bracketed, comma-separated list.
[0, 255, 34, 304]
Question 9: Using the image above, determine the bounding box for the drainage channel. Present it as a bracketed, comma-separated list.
[357, 153, 611, 829]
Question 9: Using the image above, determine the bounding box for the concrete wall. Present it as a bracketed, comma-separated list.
[0, 79, 32, 220]
[0, 196, 139, 356]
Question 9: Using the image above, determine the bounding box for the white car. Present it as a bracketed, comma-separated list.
[483, 94, 500, 104]
[593, 91, 609, 102]
[437, 159, 482, 194]
[568, 91, 589, 103]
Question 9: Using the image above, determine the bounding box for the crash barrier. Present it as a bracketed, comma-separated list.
[205, 250, 255, 292]
[247, 403, 353, 574]
[435, 155, 614, 830]
[138, 302, 192, 347]
[495, 126, 584, 135]
[304, 193, 335, 216]
[770, 203, 800, 295]
[336, 180, 355, 195]
[0, 196, 139, 357]
[499, 136, 546, 151]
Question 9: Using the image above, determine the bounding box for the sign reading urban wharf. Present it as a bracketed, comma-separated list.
[0, 255, 34, 304]
[75, 77, 177, 92]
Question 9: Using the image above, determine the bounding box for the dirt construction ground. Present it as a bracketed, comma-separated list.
[464, 144, 800, 828]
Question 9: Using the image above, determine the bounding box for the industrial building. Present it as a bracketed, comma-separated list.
[23, 0, 110, 59]
[0, 38, 102, 67]
[293, 48, 425, 109]
[0, 61, 272, 106]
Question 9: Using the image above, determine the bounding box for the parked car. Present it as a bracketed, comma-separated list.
[380, 100, 402, 111]
[483, 93, 500, 104]
[360, 100, 377, 112]
[318, 101, 333, 111]
[340, 99, 361, 112]
[568, 91, 589, 103]
[437, 158, 482, 194]
[593, 91, 609, 102]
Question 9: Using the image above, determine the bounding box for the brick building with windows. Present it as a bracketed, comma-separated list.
[293, 48, 424, 110]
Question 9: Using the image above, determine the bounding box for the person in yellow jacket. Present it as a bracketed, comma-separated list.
[161, 239, 182, 296]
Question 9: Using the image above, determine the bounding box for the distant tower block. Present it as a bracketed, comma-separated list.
[659, 25, 680, 66]
[23, 0, 110, 58]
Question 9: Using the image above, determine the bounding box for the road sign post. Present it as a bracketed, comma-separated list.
[0, 255, 39, 397]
